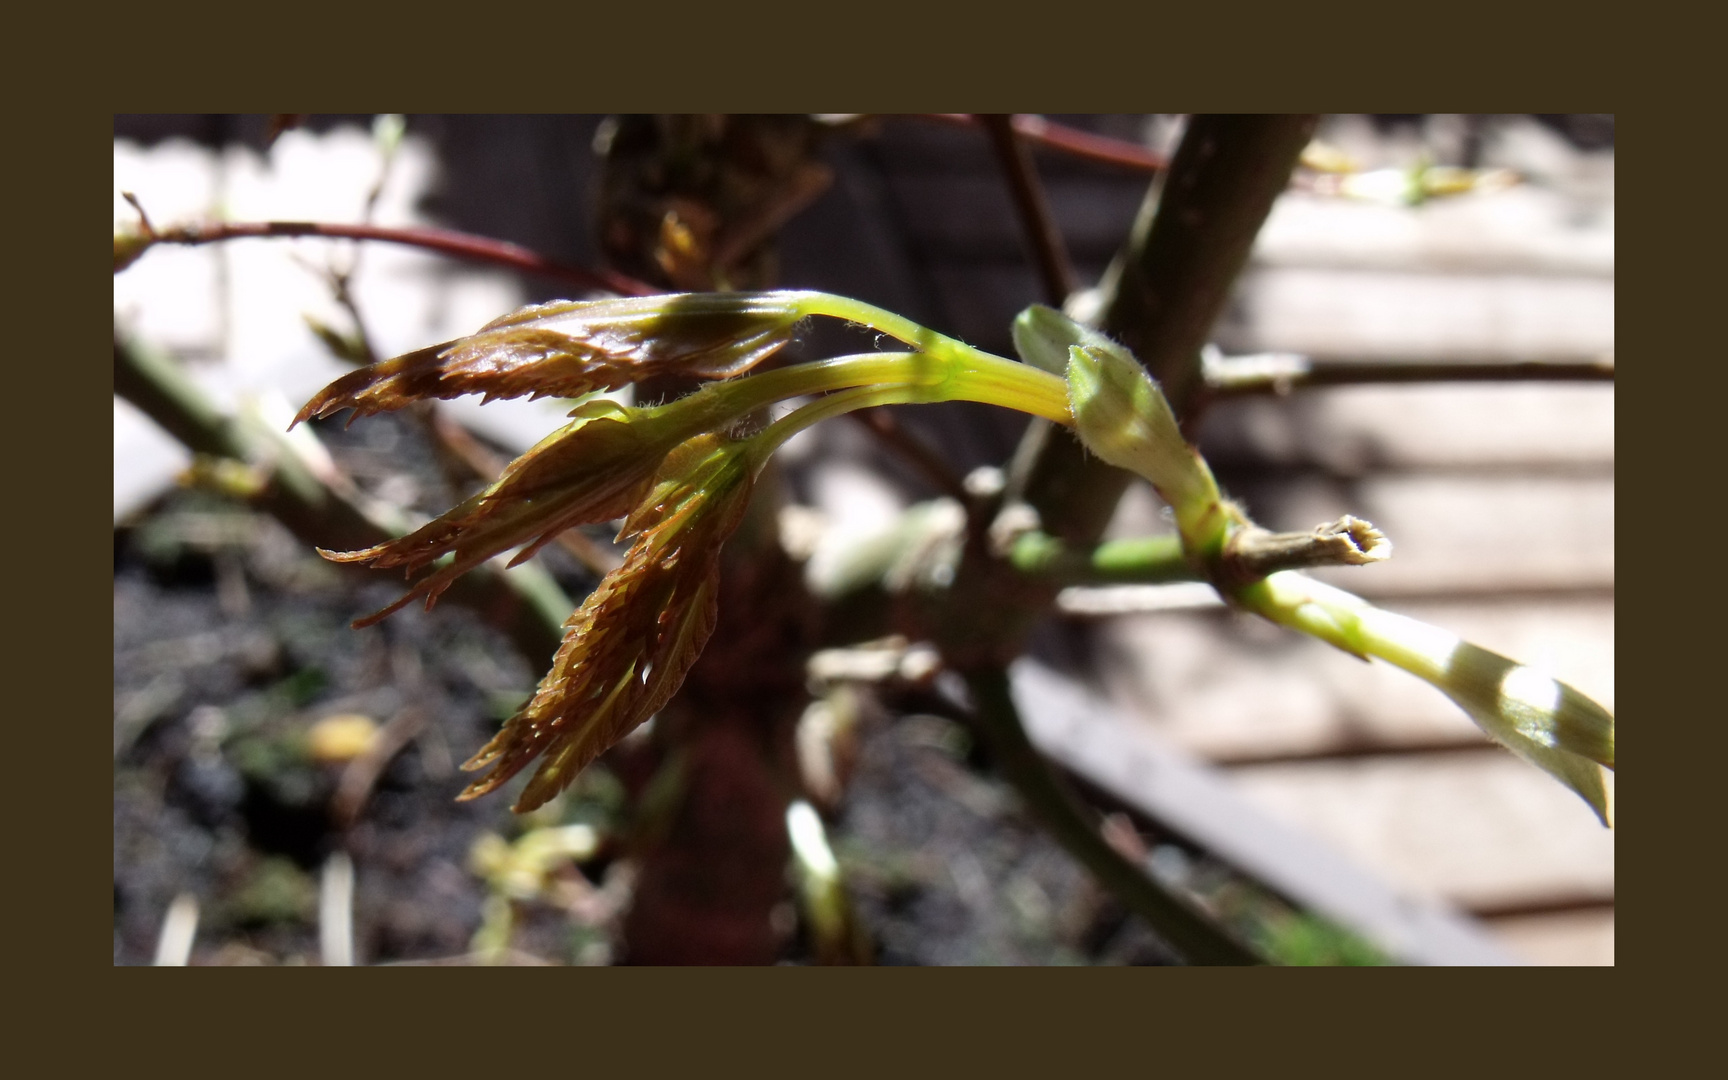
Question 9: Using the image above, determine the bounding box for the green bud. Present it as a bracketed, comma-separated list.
[1065, 339, 1232, 557]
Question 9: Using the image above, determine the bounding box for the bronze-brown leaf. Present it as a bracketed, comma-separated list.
[321, 400, 675, 626]
[457, 433, 757, 812]
[292, 292, 804, 427]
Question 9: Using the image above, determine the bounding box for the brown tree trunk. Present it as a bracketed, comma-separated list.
[600, 115, 830, 964]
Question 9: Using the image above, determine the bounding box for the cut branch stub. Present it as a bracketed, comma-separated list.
[1220, 515, 1391, 585]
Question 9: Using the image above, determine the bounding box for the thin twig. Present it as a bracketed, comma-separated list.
[1014, 115, 1320, 545]
[845, 408, 972, 503]
[977, 114, 1077, 306]
[921, 114, 1168, 173]
[126, 219, 657, 297]
[1204, 353, 1616, 396]
[1105, 115, 1323, 424]
[113, 335, 570, 665]
[235, 174, 629, 581]
[121, 190, 156, 234]
[327, 271, 379, 363]
[316, 118, 403, 365]
[331, 705, 428, 829]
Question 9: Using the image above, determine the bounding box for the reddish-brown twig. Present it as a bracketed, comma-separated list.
[845, 408, 972, 503]
[135, 219, 659, 297]
[921, 114, 1168, 173]
[978, 113, 1078, 306]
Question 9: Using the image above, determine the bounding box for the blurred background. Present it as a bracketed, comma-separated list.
[114, 114, 1613, 965]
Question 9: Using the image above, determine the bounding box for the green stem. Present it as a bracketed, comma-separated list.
[1233, 570, 1614, 824]
[785, 291, 1077, 416]
[782, 291, 981, 360]
[744, 366, 1070, 472]
[1009, 532, 1197, 586]
[748, 385, 915, 464]
[961, 666, 1262, 965]
[653, 349, 1072, 466]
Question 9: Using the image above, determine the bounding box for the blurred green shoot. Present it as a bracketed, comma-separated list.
[787, 800, 873, 964]
[468, 823, 603, 961]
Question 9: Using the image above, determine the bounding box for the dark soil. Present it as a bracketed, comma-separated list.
[112, 409, 1176, 966]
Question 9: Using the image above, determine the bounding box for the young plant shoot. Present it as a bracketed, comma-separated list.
[295, 292, 1614, 825]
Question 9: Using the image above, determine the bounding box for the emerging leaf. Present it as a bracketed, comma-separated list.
[292, 292, 804, 426]
[321, 399, 676, 626]
[458, 433, 757, 812]
[1011, 303, 1118, 375]
[1066, 340, 1234, 557]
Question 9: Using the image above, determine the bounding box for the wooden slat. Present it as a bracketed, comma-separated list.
[1219, 754, 1613, 910]
[1283, 473, 1614, 596]
[1252, 188, 1614, 277]
[1219, 267, 1612, 362]
[1106, 470, 1614, 597]
[1093, 596, 1613, 762]
[1200, 383, 1615, 471]
[1485, 910, 1615, 966]
[1011, 660, 1521, 965]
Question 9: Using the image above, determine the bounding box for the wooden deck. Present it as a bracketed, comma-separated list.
[1083, 124, 1614, 963]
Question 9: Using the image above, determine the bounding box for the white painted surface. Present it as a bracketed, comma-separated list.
[113, 126, 569, 524]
